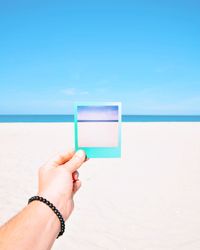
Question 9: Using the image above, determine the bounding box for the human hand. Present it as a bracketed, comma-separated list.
[37, 150, 86, 221]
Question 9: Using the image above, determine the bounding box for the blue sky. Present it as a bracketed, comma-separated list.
[0, 0, 199, 114]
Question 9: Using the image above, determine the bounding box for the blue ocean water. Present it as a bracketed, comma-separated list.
[0, 115, 200, 122]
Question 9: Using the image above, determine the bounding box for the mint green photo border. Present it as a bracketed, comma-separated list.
[74, 102, 121, 158]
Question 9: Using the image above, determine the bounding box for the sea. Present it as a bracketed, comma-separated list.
[0, 115, 200, 123]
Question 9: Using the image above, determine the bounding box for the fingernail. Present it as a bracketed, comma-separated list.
[75, 150, 85, 158]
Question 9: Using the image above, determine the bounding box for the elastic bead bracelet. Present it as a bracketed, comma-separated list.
[28, 195, 65, 238]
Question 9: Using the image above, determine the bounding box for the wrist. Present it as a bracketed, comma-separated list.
[28, 196, 65, 238]
[37, 191, 72, 221]
[28, 198, 60, 236]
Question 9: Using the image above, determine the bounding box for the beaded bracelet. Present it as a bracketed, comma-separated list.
[28, 195, 65, 238]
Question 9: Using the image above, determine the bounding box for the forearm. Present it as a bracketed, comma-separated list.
[0, 201, 60, 250]
[0, 150, 86, 250]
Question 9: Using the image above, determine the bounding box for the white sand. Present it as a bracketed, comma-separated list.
[0, 122, 200, 250]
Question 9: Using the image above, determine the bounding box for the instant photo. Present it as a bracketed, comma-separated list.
[74, 102, 121, 158]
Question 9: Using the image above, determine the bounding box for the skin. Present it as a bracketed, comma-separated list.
[0, 149, 87, 250]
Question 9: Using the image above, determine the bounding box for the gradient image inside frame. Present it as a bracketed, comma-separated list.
[74, 103, 121, 158]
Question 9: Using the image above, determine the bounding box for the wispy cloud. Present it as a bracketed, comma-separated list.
[80, 91, 89, 95]
[62, 88, 76, 96]
[95, 87, 108, 93]
[61, 87, 89, 96]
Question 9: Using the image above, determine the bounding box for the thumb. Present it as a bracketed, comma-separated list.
[64, 150, 86, 172]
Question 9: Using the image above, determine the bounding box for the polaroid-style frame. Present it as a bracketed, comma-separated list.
[74, 102, 121, 158]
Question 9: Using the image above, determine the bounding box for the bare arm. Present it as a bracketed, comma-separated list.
[0, 150, 86, 250]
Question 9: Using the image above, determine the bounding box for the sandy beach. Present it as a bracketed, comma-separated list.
[0, 122, 200, 250]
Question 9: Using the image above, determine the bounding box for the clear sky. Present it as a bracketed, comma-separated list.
[0, 0, 199, 114]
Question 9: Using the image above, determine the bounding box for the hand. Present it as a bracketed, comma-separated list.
[37, 150, 86, 221]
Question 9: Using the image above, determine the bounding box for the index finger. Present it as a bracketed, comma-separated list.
[46, 150, 75, 168]
[64, 150, 86, 172]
